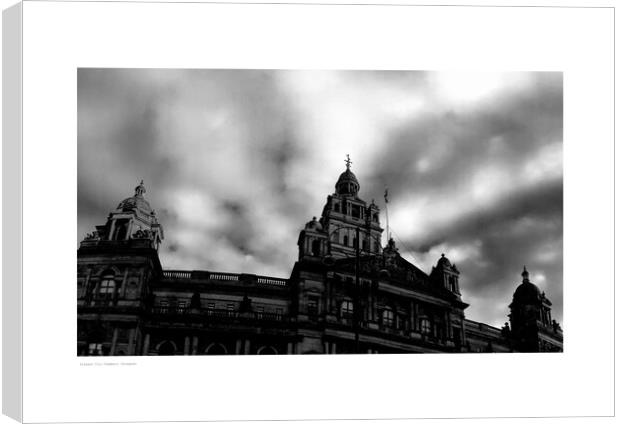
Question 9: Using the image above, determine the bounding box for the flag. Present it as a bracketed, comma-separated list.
[384, 188, 389, 204]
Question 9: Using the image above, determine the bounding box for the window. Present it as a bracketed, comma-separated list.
[256, 306, 264, 319]
[88, 343, 103, 356]
[227, 303, 235, 316]
[257, 346, 278, 355]
[449, 276, 457, 292]
[343, 235, 349, 247]
[158, 341, 176, 356]
[341, 300, 354, 318]
[307, 298, 318, 316]
[334, 202, 340, 213]
[373, 213, 379, 223]
[177, 301, 187, 313]
[351, 204, 361, 219]
[311, 239, 321, 256]
[112, 219, 129, 240]
[205, 343, 227, 355]
[99, 275, 116, 299]
[159, 299, 169, 313]
[206, 302, 215, 315]
[275, 308, 283, 320]
[382, 308, 394, 327]
[420, 318, 431, 334]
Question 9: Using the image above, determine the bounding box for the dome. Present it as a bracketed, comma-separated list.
[117, 180, 153, 214]
[335, 168, 360, 195]
[437, 253, 451, 268]
[513, 280, 542, 304]
[512, 267, 542, 304]
[304, 216, 323, 231]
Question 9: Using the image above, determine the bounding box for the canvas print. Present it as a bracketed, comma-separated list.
[77, 69, 563, 355]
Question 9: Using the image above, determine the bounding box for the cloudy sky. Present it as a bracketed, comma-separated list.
[78, 69, 562, 328]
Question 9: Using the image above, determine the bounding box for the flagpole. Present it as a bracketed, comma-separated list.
[384, 187, 390, 244]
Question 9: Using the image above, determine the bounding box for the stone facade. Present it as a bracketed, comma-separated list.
[77, 166, 563, 355]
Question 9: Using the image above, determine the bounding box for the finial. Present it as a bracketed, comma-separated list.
[345, 154, 352, 170]
[441, 253, 445, 258]
[135, 180, 146, 197]
[521, 266, 530, 281]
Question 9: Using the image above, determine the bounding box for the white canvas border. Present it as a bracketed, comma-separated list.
[10, 1, 615, 422]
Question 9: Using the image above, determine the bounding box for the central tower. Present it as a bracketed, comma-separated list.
[297, 155, 383, 260]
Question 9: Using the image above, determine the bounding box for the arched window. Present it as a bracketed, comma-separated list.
[113, 219, 129, 240]
[205, 343, 227, 355]
[158, 341, 176, 356]
[341, 300, 354, 318]
[257, 346, 278, 355]
[98, 274, 116, 299]
[382, 308, 394, 327]
[311, 239, 321, 256]
[420, 318, 432, 334]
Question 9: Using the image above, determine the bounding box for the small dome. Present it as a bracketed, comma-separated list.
[117, 180, 153, 214]
[335, 169, 360, 195]
[335, 154, 360, 195]
[513, 280, 542, 304]
[305, 216, 323, 231]
[512, 267, 542, 304]
[437, 253, 451, 268]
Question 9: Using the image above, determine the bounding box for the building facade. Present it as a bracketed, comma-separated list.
[77, 164, 563, 356]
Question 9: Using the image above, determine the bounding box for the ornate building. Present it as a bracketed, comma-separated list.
[77, 162, 563, 355]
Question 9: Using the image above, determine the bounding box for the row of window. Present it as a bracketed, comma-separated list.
[313, 299, 435, 334]
[332, 201, 380, 223]
[157, 299, 283, 316]
[332, 233, 381, 252]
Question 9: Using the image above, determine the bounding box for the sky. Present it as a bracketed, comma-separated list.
[78, 69, 563, 328]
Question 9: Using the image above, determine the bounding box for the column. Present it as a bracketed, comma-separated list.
[192, 336, 199, 355]
[108, 220, 116, 240]
[323, 341, 329, 354]
[128, 328, 136, 355]
[243, 339, 251, 355]
[287, 342, 293, 354]
[110, 328, 119, 355]
[142, 333, 150, 355]
[331, 343, 337, 354]
[82, 268, 92, 300]
[126, 220, 134, 240]
[184, 336, 191, 355]
[235, 339, 242, 355]
[120, 268, 129, 298]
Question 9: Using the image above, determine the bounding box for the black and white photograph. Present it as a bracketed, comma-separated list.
[77, 68, 563, 356]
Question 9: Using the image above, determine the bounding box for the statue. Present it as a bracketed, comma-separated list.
[84, 231, 100, 241]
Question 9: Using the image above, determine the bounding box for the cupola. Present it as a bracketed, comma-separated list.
[335, 154, 360, 196]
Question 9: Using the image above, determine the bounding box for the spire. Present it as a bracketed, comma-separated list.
[134, 180, 146, 197]
[521, 266, 530, 282]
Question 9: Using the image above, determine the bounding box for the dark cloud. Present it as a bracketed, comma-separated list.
[78, 69, 562, 328]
